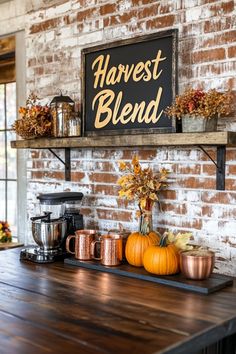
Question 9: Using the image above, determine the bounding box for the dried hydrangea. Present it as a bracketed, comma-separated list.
[165, 89, 233, 119]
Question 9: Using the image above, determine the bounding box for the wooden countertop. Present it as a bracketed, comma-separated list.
[0, 248, 236, 354]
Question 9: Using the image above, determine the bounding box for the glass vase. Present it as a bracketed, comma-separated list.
[139, 199, 153, 235]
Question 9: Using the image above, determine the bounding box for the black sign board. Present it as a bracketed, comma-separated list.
[82, 29, 178, 136]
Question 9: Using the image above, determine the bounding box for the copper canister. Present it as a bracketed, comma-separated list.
[180, 250, 215, 280]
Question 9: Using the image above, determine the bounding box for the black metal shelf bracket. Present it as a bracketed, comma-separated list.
[48, 148, 71, 181]
[198, 145, 226, 191]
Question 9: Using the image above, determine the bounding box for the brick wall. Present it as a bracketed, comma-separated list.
[2, 0, 236, 275]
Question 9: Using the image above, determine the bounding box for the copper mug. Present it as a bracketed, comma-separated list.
[91, 234, 123, 266]
[66, 229, 97, 260]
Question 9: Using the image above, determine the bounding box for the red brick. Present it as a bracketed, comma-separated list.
[161, 203, 187, 215]
[137, 3, 160, 19]
[228, 165, 236, 175]
[88, 172, 118, 184]
[146, 15, 175, 30]
[201, 191, 236, 204]
[158, 216, 203, 230]
[204, 18, 232, 33]
[100, 3, 117, 16]
[80, 207, 93, 216]
[122, 149, 158, 161]
[30, 18, 60, 34]
[201, 205, 213, 217]
[177, 177, 216, 190]
[161, 189, 177, 200]
[71, 172, 86, 182]
[34, 67, 44, 75]
[31, 171, 64, 180]
[32, 161, 46, 169]
[203, 31, 236, 48]
[192, 48, 226, 64]
[177, 164, 201, 175]
[228, 46, 236, 58]
[202, 164, 216, 176]
[226, 150, 236, 161]
[93, 184, 120, 196]
[97, 209, 133, 222]
[209, 1, 234, 16]
[104, 10, 138, 27]
[76, 8, 98, 22]
[225, 178, 236, 190]
[159, 4, 173, 13]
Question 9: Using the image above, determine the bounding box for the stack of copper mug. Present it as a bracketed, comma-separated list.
[66, 229, 127, 266]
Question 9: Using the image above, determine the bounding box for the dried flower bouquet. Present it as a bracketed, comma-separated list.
[13, 93, 52, 139]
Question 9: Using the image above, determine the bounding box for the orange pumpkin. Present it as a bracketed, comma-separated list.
[125, 231, 160, 267]
[143, 235, 179, 275]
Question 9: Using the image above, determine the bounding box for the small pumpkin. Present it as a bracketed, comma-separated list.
[125, 231, 160, 267]
[143, 235, 179, 275]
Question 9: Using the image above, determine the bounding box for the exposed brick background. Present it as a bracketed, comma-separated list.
[1, 0, 236, 275]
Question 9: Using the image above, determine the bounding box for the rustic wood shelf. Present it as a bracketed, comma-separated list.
[10, 131, 236, 149]
[11, 131, 236, 189]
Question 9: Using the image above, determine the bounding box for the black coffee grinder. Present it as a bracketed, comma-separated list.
[20, 192, 84, 263]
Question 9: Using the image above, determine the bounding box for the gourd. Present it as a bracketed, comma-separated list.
[125, 231, 160, 267]
[143, 235, 179, 275]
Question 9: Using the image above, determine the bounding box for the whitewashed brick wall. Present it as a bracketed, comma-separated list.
[0, 0, 236, 275]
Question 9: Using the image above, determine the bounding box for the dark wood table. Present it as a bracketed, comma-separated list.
[0, 248, 236, 354]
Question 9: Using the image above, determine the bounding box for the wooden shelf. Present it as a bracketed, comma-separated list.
[10, 131, 236, 149]
[11, 131, 236, 190]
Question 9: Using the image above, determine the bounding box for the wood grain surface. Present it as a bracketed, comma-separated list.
[0, 248, 235, 354]
[10, 131, 236, 149]
[65, 258, 233, 294]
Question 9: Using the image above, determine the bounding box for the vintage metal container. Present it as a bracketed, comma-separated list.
[180, 250, 215, 280]
[50, 93, 75, 137]
[182, 114, 218, 133]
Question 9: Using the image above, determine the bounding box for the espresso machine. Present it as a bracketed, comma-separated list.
[20, 192, 84, 263]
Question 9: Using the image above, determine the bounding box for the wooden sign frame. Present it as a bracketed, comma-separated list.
[82, 29, 178, 136]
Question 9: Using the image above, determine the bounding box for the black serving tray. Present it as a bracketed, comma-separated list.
[64, 257, 233, 294]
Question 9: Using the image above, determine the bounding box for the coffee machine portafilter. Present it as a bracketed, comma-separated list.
[20, 192, 84, 263]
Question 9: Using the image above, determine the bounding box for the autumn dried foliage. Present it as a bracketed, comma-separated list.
[118, 155, 169, 213]
[165, 89, 233, 119]
[12, 93, 52, 139]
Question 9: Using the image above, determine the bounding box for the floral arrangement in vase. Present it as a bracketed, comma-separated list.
[0, 221, 12, 243]
[12, 93, 52, 139]
[118, 155, 169, 216]
[118, 155, 169, 267]
[165, 88, 233, 120]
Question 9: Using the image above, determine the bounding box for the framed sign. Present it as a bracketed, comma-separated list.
[82, 29, 178, 136]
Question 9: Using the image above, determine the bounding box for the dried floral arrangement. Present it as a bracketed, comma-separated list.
[165, 88, 233, 119]
[0, 221, 12, 243]
[118, 155, 169, 213]
[12, 93, 52, 139]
